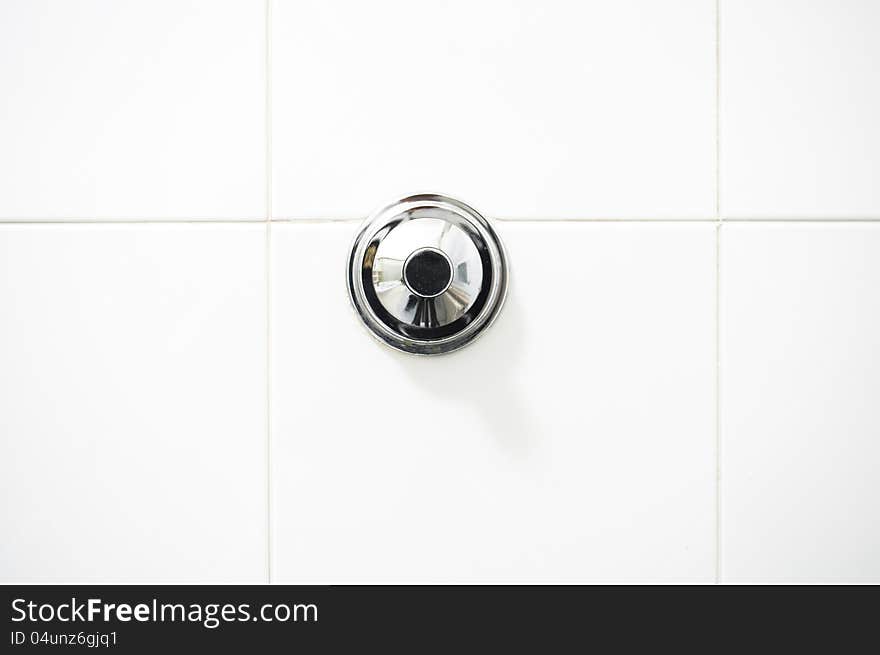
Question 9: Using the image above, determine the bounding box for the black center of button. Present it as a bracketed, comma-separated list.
[403, 248, 453, 298]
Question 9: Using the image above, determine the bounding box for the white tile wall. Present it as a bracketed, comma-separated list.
[0, 225, 268, 582]
[721, 224, 880, 582]
[1, 1, 879, 583]
[0, 1, 266, 220]
[721, 0, 880, 218]
[271, 222, 716, 583]
[271, 0, 716, 220]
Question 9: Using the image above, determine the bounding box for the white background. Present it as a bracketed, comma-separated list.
[1, 0, 878, 583]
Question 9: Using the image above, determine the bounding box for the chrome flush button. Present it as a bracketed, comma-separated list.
[347, 194, 508, 355]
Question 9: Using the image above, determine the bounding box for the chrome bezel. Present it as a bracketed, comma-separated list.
[347, 193, 509, 355]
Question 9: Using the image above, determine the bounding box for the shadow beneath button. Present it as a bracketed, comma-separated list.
[396, 295, 536, 458]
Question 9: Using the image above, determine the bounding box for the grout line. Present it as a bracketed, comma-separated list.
[3, 217, 880, 226]
[715, 224, 722, 585]
[497, 217, 714, 223]
[715, 0, 722, 222]
[265, 0, 274, 585]
[266, 0, 273, 223]
[269, 217, 364, 224]
[714, 0, 722, 585]
[721, 217, 880, 223]
[0, 219, 267, 224]
[265, 222, 273, 585]
[271, 217, 719, 223]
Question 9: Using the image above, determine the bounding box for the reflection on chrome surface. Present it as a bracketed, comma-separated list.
[348, 194, 508, 355]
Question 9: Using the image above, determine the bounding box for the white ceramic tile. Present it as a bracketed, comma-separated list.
[721, 224, 880, 582]
[721, 1, 880, 218]
[271, 222, 716, 583]
[0, 225, 267, 582]
[271, 0, 715, 220]
[0, 1, 265, 220]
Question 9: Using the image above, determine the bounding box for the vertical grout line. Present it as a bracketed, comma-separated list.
[714, 0, 723, 585]
[265, 0, 274, 585]
[715, 223, 722, 585]
[266, 0, 273, 222]
[265, 223, 273, 584]
[715, 0, 721, 221]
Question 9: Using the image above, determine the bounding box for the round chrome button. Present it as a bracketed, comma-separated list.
[403, 248, 453, 298]
[347, 194, 509, 355]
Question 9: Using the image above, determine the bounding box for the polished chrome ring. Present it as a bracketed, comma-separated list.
[347, 193, 509, 355]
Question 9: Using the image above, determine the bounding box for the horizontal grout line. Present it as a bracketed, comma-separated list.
[269, 217, 362, 224]
[272, 216, 719, 223]
[497, 217, 716, 223]
[3, 217, 880, 226]
[0, 218, 265, 224]
[721, 217, 880, 223]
